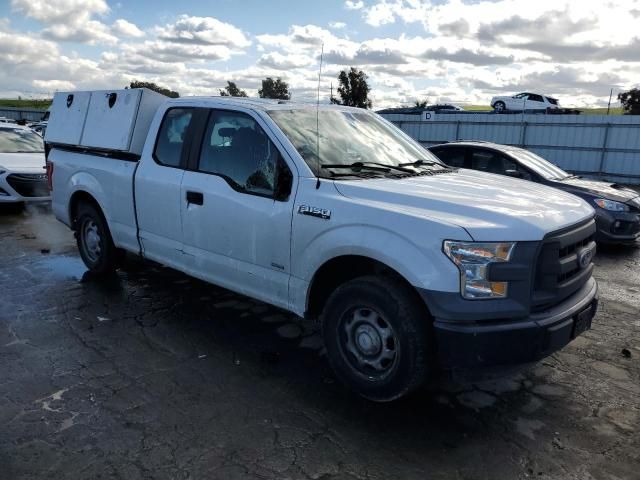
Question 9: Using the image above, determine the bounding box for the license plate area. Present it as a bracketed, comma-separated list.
[572, 303, 595, 338]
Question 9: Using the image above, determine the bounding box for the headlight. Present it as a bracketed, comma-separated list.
[443, 241, 516, 299]
[594, 198, 629, 212]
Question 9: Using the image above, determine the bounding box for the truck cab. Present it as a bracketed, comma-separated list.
[45, 89, 598, 401]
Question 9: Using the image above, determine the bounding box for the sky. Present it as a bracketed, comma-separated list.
[1, 0, 639, 108]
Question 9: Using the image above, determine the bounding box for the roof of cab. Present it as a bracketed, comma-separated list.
[164, 96, 364, 113]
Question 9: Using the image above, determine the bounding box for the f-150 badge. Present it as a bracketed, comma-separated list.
[298, 205, 331, 220]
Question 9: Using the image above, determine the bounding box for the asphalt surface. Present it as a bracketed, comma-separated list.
[1, 204, 639, 480]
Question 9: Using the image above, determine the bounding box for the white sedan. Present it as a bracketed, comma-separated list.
[490, 92, 560, 113]
[0, 124, 50, 203]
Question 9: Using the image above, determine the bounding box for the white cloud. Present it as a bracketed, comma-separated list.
[329, 21, 347, 29]
[155, 15, 251, 49]
[258, 52, 315, 70]
[345, 1, 364, 9]
[362, 0, 429, 27]
[112, 19, 144, 38]
[11, 0, 109, 24]
[11, 0, 117, 44]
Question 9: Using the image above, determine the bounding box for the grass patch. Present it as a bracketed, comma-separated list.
[0, 99, 51, 109]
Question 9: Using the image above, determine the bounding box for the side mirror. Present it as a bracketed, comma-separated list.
[274, 157, 293, 201]
[505, 169, 523, 178]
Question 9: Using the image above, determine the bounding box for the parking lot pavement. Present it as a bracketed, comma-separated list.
[0, 205, 639, 480]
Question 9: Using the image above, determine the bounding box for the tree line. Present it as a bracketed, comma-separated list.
[127, 67, 373, 107]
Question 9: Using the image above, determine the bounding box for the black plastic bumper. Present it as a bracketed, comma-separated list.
[595, 210, 640, 244]
[432, 277, 598, 369]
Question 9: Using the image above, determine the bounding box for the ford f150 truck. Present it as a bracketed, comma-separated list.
[45, 89, 599, 401]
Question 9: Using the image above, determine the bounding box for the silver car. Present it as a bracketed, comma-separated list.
[0, 125, 50, 203]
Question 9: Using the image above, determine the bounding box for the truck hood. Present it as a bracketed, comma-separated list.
[333, 169, 595, 241]
[554, 177, 639, 205]
[0, 152, 46, 173]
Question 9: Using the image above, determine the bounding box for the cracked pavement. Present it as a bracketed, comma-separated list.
[1, 204, 639, 479]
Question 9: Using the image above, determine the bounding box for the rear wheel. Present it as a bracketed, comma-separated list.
[493, 101, 506, 113]
[75, 203, 121, 274]
[321, 276, 430, 402]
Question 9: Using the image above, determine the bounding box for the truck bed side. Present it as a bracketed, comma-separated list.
[50, 148, 139, 254]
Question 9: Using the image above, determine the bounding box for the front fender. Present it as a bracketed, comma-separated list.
[295, 223, 463, 293]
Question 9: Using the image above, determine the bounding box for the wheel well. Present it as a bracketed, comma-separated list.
[306, 255, 426, 319]
[69, 191, 101, 230]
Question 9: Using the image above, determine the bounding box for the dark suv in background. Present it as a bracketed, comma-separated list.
[429, 141, 640, 244]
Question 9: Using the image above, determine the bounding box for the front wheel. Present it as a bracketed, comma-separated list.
[75, 203, 121, 274]
[321, 276, 430, 402]
[493, 101, 506, 113]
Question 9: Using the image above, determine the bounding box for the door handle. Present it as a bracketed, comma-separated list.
[186, 191, 204, 205]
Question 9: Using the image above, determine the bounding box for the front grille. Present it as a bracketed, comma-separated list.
[532, 219, 596, 311]
[6, 173, 49, 197]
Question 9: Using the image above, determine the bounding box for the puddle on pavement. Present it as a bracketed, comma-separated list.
[37, 255, 87, 280]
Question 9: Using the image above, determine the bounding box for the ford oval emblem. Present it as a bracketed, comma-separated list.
[577, 245, 594, 269]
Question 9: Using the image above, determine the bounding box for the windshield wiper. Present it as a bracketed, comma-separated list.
[321, 161, 413, 173]
[398, 159, 442, 168]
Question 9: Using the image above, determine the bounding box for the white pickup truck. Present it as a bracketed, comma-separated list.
[45, 89, 599, 401]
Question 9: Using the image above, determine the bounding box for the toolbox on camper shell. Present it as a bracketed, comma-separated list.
[45, 88, 165, 156]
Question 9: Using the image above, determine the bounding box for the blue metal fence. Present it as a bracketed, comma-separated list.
[0, 106, 47, 122]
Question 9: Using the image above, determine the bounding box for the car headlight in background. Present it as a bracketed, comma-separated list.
[594, 198, 630, 212]
[443, 241, 516, 299]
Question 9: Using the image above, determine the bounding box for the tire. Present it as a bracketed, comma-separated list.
[321, 275, 430, 402]
[493, 101, 506, 113]
[75, 202, 120, 274]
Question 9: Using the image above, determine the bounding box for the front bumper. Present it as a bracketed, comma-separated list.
[0, 171, 50, 203]
[431, 277, 598, 369]
[595, 209, 640, 244]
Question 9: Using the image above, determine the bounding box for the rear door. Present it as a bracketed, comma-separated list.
[179, 107, 296, 309]
[135, 107, 194, 268]
[525, 93, 546, 110]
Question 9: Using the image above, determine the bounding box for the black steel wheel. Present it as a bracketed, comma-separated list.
[75, 203, 119, 275]
[321, 275, 430, 402]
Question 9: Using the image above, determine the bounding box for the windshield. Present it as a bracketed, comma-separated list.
[268, 108, 445, 177]
[509, 149, 570, 180]
[0, 128, 44, 153]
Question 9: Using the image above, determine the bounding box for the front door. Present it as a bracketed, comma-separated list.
[179, 108, 296, 309]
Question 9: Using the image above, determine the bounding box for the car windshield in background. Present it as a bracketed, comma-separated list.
[0, 128, 44, 153]
[510, 149, 570, 180]
[268, 108, 446, 178]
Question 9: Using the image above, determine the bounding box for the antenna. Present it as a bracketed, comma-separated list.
[315, 43, 324, 189]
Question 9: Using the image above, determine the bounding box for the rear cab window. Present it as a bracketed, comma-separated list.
[153, 108, 194, 167]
